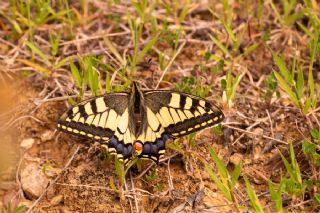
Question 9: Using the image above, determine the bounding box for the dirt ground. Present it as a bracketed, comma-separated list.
[0, 1, 319, 212]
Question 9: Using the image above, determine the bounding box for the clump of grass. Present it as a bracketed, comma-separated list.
[206, 141, 320, 211]
[272, 36, 319, 114]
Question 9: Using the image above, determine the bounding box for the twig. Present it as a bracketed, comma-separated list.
[58, 31, 130, 46]
[266, 110, 275, 138]
[130, 172, 139, 213]
[134, 153, 179, 179]
[167, 158, 174, 192]
[124, 171, 134, 213]
[2, 115, 44, 131]
[224, 124, 288, 145]
[31, 87, 59, 114]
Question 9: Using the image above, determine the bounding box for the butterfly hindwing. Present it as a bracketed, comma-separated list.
[135, 107, 169, 163]
[57, 93, 135, 163]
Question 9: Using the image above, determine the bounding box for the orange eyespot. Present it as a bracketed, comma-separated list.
[133, 142, 143, 155]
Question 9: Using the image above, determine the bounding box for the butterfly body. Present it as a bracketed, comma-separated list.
[57, 82, 224, 164]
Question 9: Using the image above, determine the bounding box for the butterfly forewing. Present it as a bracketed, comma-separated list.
[57, 93, 135, 163]
[144, 90, 224, 138]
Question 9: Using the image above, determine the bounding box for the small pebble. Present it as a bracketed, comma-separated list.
[20, 138, 35, 149]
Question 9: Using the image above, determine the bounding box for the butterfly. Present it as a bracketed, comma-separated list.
[57, 82, 224, 165]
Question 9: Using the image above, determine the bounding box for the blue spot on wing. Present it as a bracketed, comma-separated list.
[139, 133, 170, 163]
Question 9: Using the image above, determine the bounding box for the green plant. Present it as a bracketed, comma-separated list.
[269, 0, 304, 26]
[302, 128, 320, 167]
[77, 56, 102, 96]
[272, 36, 319, 114]
[175, 77, 211, 98]
[205, 147, 242, 211]
[8, 0, 72, 36]
[1, 203, 25, 213]
[49, 32, 60, 56]
[154, 183, 165, 192]
[208, 3, 260, 64]
[298, 2, 320, 38]
[264, 72, 279, 101]
[268, 180, 285, 213]
[25, 40, 51, 66]
[70, 56, 125, 98]
[279, 142, 306, 199]
[145, 168, 158, 182]
[221, 70, 241, 108]
[114, 157, 125, 186]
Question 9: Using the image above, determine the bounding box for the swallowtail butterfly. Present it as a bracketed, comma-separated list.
[57, 82, 224, 164]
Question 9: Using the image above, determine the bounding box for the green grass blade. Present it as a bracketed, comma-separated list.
[235, 43, 260, 61]
[136, 35, 158, 65]
[315, 193, 320, 205]
[297, 22, 314, 38]
[0, 10, 22, 34]
[115, 157, 124, 186]
[296, 67, 304, 100]
[303, 97, 311, 114]
[16, 58, 50, 76]
[244, 176, 264, 213]
[271, 51, 292, 84]
[13, 205, 25, 213]
[102, 36, 126, 66]
[25, 41, 51, 66]
[278, 143, 302, 184]
[268, 180, 283, 212]
[178, 0, 190, 23]
[308, 37, 318, 108]
[49, 32, 60, 56]
[279, 150, 294, 178]
[231, 75, 240, 101]
[269, 0, 283, 25]
[70, 62, 82, 89]
[209, 147, 228, 179]
[289, 142, 302, 184]
[54, 55, 77, 69]
[105, 73, 111, 93]
[273, 71, 300, 108]
[209, 35, 229, 56]
[109, 178, 120, 194]
[231, 161, 242, 188]
[205, 164, 232, 201]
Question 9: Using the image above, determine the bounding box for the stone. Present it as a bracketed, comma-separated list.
[20, 138, 35, 149]
[20, 162, 49, 199]
[40, 130, 54, 142]
[50, 195, 63, 206]
[0, 181, 16, 190]
[229, 153, 242, 165]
